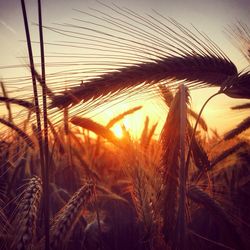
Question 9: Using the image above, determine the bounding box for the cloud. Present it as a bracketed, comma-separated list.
[0, 20, 17, 35]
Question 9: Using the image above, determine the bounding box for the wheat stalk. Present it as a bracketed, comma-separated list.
[176, 84, 187, 250]
[20, 3, 49, 249]
[11, 176, 42, 250]
[49, 182, 94, 249]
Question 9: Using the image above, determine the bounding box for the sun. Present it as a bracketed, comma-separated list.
[112, 124, 124, 138]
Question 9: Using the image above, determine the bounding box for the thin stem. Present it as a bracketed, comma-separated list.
[20, 1, 45, 175]
[38, 0, 50, 249]
[185, 91, 222, 178]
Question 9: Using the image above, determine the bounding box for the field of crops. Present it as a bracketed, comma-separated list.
[0, 1, 250, 250]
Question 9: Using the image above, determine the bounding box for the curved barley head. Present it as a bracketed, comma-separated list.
[49, 182, 94, 249]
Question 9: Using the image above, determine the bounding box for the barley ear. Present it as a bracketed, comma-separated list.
[49, 182, 94, 249]
[11, 176, 42, 250]
[71, 117, 120, 146]
[160, 85, 189, 246]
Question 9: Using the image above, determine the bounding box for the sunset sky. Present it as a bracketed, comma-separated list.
[0, 0, 249, 137]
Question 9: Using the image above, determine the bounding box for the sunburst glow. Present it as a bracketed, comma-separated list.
[112, 124, 124, 138]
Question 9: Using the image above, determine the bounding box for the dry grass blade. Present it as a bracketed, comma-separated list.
[210, 141, 247, 168]
[231, 103, 250, 110]
[0, 118, 34, 148]
[106, 105, 142, 128]
[71, 117, 119, 145]
[11, 176, 42, 250]
[50, 54, 237, 108]
[49, 182, 94, 249]
[224, 117, 250, 140]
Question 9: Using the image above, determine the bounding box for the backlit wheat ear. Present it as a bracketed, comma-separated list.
[159, 84, 210, 172]
[144, 122, 158, 149]
[160, 86, 189, 245]
[131, 166, 155, 239]
[106, 105, 142, 128]
[44, 7, 250, 111]
[50, 54, 238, 109]
[11, 176, 42, 250]
[140, 116, 149, 146]
[188, 125, 210, 171]
[222, 73, 250, 99]
[71, 116, 120, 145]
[224, 117, 250, 140]
[159, 84, 208, 131]
[49, 182, 94, 249]
[0, 118, 35, 148]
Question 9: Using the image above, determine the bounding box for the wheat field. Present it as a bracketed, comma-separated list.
[0, 1, 250, 250]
